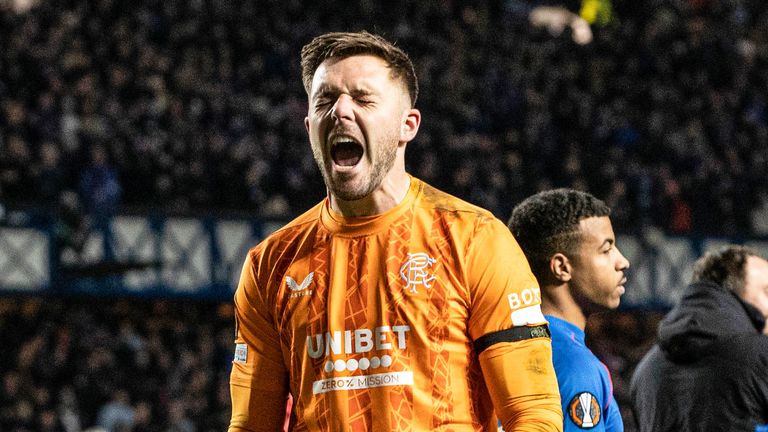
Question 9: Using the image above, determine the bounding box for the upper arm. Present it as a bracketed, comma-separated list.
[467, 218, 562, 431]
[465, 218, 547, 340]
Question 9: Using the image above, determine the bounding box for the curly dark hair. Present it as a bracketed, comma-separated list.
[507, 188, 611, 280]
[300, 31, 418, 107]
[691, 245, 760, 294]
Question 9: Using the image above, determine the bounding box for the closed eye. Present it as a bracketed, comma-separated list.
[349, 89, 376, 105]
[356, 98, 372, 104]
[313, 99, 334, 114]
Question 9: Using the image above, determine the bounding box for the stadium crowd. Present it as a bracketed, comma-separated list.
[0, 296, 233, 432]
[1, 0, 768, 236]
[1, 0, 767, 430]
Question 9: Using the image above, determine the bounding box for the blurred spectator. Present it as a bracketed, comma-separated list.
[79, 145, 121, 217]
[53, 190, 90, 265]
[131, 401, 155, 432]
[96, 389, 135, 432]
[58, 386, 82, 432]
[35, 141, 66, 205]
[77, 144, 121, 259]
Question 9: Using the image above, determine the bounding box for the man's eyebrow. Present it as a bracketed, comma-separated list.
[348, 88, 373, 97]
[314, 85, 374, 97]
[313, 87, 337, 99]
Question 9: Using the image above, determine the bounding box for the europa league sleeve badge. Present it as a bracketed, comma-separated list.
[567, 392, 601, 429]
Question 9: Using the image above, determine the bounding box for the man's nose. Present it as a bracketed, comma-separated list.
[617, 248, 630, 270]
[330, 94, 355, 122]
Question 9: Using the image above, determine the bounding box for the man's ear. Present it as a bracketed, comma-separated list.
[550, 253, 572, 283]
[400, 108, 420, 144]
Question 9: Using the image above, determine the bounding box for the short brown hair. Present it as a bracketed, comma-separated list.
[300, 31, 418, 106]
[692, 245, 760, 294]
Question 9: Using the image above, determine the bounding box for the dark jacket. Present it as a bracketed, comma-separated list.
[630, 281, 768, 432]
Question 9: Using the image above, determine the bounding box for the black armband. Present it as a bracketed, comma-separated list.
[473, 324, 551, 354]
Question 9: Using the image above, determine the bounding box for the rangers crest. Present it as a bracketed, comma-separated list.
[400, 252, 437, 294]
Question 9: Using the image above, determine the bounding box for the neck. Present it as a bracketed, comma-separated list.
[330, 172, 411, 217]
[541, 283, 587, 330]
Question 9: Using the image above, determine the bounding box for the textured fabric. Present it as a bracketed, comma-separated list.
[547, 316, 623, 432]
[229, 177, 561, 431]
[630, 282, 768, 432]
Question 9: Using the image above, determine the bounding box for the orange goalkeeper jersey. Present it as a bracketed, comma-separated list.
[229, 177, 562, 431]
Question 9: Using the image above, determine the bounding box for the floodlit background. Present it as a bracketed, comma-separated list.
[1, 0, 767, 430]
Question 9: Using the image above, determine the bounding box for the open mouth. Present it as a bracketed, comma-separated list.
[331, 139, 363, 167]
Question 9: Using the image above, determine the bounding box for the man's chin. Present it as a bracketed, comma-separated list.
[333, 192, 368, 202]
[330, 182, 371, 202]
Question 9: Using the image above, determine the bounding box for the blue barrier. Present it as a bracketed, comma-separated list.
[1, 209, 766, 306]
[0, 209, 284, 301]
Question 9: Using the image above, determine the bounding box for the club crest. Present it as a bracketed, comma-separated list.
[399, 252, 437, 294]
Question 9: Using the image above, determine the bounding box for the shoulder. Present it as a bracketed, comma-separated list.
[631, 345, 663, 383]
[410, 180, 517, 254]
[248, 201, 324, 262]
[553, 343, 605, 380]
[273, 201, 324, 235]
[548, 319, 589, 358]
[416, 180, 497, 221]
[237, 202, 324, 304]
[415, 180, 513, 243]
[718, 334, 768, 367]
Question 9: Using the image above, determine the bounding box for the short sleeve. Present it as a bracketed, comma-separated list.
[465, 217, 547, 341]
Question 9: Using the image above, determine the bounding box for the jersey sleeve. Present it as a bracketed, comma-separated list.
[465, 217, 548, 338]
[466, 217, 562, 431]
[557, 349, 622, 432]
[229, 253, 290, 432]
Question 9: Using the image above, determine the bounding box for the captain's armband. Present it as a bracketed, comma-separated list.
[473, 324, 551, 354]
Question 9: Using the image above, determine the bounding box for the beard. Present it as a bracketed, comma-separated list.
[312, 134, 399, 202]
